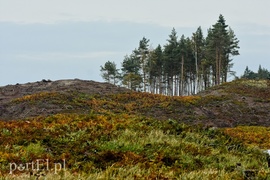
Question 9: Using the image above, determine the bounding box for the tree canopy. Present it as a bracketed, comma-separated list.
[101, 14, 241, 95]
[241, 65, 270, 80]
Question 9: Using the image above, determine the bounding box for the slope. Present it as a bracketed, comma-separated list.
[1, 79, 270, 127]
[0, 79, 270, 179]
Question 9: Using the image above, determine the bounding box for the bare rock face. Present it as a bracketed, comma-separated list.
[0, 79, 130, 120]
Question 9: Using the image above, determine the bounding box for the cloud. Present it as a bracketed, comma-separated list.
[0, 3, 269, 86]
[1, 0, 269, 28]
[14, 51, 126, 62]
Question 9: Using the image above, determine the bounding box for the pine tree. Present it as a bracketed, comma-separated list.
[178, 35, 187, 95]
[163, 28, 179, 95]
[242, 66, 253, 79]
[155, 45, 165, 94]
[241, 66, 270, 80]
[257, 65, 270, 79]
[148, 50, 157, 93]
[133, 37, 150, 92]
[209, 14, 229, 85]
[121, 55, 142, 90]
[192, 26, 205, 92]
[223, 27, 240, 82]
[100, 61, 120, 85]
[185, 37, 196, 95]
[206, 14, 239, 85]
[148, 45, 164, 94]
[103, 14, 241, 95]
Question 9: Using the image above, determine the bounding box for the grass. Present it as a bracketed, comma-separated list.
[0, 112, 270, 179]
[1, 79, 270, 179]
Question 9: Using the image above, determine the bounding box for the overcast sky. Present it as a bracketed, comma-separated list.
[0, 0, 270, 86]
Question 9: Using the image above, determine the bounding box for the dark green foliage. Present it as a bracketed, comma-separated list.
[100, 61, 120, 85]
[100, 15, 240, 96]
[205, 15, 240, 85]
[242, 65, 270, 80]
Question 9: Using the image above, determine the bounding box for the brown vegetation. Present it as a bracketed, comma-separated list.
[1, 79, 270, 127]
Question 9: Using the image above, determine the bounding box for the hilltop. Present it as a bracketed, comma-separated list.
[1, 79, 270, 127]
[0, 79, 129, 120]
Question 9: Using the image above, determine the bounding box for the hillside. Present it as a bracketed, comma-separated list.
[1, 79, 270, 127]
[0, 79, 129, 120]
[1, 79, 270, 179]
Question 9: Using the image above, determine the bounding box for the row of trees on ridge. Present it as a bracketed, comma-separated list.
[100, 14, 240, 96]
[242, 65, 270, 80]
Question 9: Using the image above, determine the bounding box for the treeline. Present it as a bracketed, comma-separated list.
[100, 15, 240, 96]
[241, 65, 270, 80]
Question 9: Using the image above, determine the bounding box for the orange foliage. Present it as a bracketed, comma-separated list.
[224, 126, 270, 149]
[175, 96, 201, 105]
[12, 92, 60, 103]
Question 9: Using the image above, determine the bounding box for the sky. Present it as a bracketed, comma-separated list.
[0, 0, 270, 86]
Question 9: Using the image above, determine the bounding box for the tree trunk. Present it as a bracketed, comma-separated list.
[180, 55, 184, 96]
[158, 75, 163, 95]
[215, 48, 221, 85]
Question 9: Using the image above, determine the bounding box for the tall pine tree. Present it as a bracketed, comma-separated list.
[133, 37, 150, 92]
[206, 14, 239, 85]
[164, 28, 179, 95]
